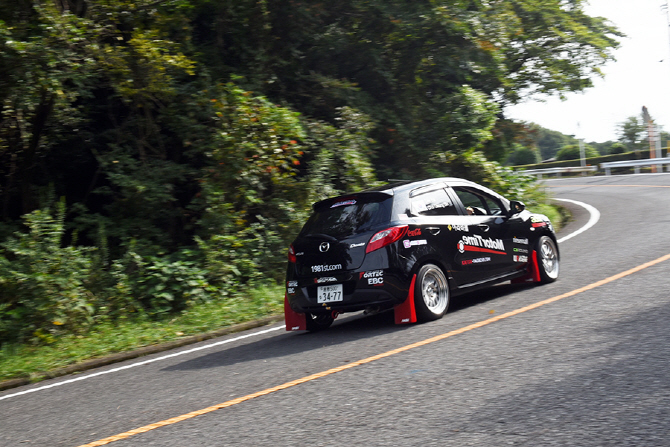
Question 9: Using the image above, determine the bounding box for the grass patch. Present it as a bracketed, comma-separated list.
[530, 202, 568, 230]
[0, 285, 284, 382]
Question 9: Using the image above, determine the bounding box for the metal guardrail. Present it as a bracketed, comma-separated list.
[600, 158, 670, 176]
[519, 166, 597, 179]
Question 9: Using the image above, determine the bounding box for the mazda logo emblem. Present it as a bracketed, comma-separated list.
[319, 242, 330, 252]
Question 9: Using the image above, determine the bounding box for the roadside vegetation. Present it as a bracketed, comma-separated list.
[0, 1, 618, 382]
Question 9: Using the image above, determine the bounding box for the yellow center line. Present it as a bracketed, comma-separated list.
[547, 184, 670, 188]
[78, 252, 670, 447]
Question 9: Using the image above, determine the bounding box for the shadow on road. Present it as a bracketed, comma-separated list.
[163, 282, 535, 372]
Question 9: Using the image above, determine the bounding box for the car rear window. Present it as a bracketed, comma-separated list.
[300, 196, 393, 238]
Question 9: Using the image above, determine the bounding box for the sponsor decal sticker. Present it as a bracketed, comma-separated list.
[457, 235, 506, 255]
[448, 224, 469, 232]
[360, 270, 385, 284]
[426, 201, 451, 211]
[513, 255, 529, 263]
[530, 216, 548, 228]
[513, 247, 529, 254]
[407, 228, 422, 237]
[331, 199, 356, 208]
[287, 280, 298, 288]
[315, 276, 338, 283]
[513, 237, 529, 245]
[349, 242, 366, 248]
[287, 287, 296, 294]
[404, 239, 427, 248]
[462, 256, 491, 265]
[311, 264, 342, 273]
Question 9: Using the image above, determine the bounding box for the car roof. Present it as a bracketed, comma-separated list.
[313, 177, 507, 210]
[363, 177, 483, 194]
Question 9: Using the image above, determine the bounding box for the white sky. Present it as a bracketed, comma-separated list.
[505, 0, 670, 143]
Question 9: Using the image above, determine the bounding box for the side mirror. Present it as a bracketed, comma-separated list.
[508, 200, 525, 216]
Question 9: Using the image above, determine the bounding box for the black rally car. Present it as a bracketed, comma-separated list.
[285, 178, 559, 331]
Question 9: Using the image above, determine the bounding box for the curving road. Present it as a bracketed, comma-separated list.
[2, 173, 670, 447]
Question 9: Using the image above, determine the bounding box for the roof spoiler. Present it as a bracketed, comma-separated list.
[313, 191, 393, 211]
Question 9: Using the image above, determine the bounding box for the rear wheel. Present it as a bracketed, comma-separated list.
[305, 312, 334, 331]
[536, 236, 559, 283]
[414, 264, 450, 322]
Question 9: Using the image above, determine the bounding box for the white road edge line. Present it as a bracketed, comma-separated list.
[554, 198, 600, 244]
[0, 325, 284, 402]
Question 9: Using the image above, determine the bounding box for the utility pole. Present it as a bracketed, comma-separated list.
[663, 3, 670, 65]
[643, 106, 663, 172]
[577, 122, 585, 168]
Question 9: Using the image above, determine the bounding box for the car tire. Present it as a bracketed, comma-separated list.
[414, 264, 450, 322]
[305, 312, 334, 331]
[536, 236, 559, 283]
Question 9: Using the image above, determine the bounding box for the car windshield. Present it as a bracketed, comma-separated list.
[300, 197, 393, 238]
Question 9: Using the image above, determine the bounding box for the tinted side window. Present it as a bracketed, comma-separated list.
[410, 189, 457, 216]
[453, 187, 504, 216]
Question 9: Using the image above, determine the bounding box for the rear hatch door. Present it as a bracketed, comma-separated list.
[293, 193, 393, 277]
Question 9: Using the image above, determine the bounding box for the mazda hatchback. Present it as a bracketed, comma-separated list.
[284, 178, 559, 331]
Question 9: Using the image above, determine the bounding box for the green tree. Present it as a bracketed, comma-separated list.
[507, 144, 540, 166]
[555, 143, 599, 161]
[189, 0, 621, 178]
[617, 116, 646, 151]
[608, 142, 627, 155]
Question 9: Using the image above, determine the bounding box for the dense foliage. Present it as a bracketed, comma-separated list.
[555, 143, 599, 161]
[0, 0, 620, 344]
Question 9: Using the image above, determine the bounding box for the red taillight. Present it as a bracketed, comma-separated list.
[288, 244, 297, 263]
[366, 225, 408, 253]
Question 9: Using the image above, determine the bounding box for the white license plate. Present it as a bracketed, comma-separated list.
[317, 284, 343, 303]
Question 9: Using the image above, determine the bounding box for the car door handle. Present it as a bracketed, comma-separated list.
[425, 226, 441, 235]
[477, 224, 490, 232]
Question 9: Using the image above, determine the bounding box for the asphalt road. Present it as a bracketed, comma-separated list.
[2, 173, 670, 447]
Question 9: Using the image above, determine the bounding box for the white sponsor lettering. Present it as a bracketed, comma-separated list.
[350, 242, 366, 248]
[287, 287, 296, 294]
[472, 257, 491, 263]
[311, 264, 342, 273]
[513, 237, 528, 245]
[368, 277, 384, 285]
[404, 239, 427, 247]
[316, 277, 337, 283]
[459, 235, 505, 251]
[363, 270, 383, 278]
[426, 201, 451, 210]
[513, 255, 528, 263]
[448, 224, 469, 232]
[287, 280, 298, 288]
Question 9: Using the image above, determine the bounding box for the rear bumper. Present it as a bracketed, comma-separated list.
[286, 269, 410, 315]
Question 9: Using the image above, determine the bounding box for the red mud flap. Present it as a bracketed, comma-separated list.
[284, 294, 306, 331]
[394, 274, 418, 324]
[511, 250, 542, 284]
